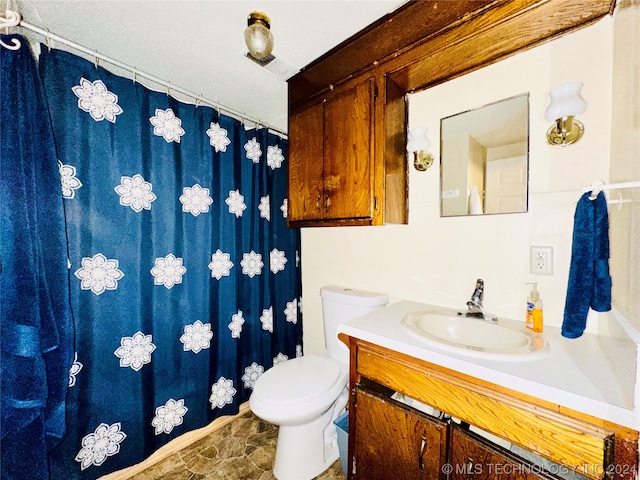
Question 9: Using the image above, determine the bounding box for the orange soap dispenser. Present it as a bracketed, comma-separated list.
[526, 283, 544, 333]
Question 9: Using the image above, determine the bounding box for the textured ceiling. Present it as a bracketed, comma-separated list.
[11, 0, 408, 133]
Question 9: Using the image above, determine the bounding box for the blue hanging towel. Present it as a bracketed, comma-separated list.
[561, 191, 612, 338]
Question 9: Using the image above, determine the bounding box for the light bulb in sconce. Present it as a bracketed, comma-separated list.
[407, 127, 434, 171]
[544, 82, 587, 147]
[245, 11, 274, 61]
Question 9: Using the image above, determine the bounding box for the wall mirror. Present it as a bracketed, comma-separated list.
[440, 93, 529, 217]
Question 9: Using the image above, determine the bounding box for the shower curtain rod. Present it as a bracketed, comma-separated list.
[0, 9, 288, 138]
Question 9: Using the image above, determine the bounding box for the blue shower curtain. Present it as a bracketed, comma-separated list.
[1, 35, 75, 480]
[33, 46, 301, 478]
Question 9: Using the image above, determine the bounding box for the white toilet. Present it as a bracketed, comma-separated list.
[249, 285, 389, 480]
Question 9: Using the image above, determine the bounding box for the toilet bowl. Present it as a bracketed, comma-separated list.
[249, 286, 389, 480]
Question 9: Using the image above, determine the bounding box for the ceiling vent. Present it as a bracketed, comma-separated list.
[245, 52, 299, 81]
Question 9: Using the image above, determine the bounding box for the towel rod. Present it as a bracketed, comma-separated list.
[583, 180, 640, 194]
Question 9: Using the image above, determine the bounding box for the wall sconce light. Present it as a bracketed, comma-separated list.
[544, 82, 587, 147]
[245, 11, 274, 61]
[407, 127, 434, 171]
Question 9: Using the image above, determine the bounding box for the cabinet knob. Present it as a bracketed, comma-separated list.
[324, 194, 331, 211]
[418, 435, 427, 472]
[316, 194, 321, 210]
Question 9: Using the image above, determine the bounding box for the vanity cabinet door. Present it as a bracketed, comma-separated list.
[449, 426, 559, 480]
[354, 388, 448, 480]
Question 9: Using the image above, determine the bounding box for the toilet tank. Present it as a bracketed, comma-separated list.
[320, 285, 389, 364]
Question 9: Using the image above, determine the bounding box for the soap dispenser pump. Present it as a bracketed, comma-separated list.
[526, 282, 543, 333]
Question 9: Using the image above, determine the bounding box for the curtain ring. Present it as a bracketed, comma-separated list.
[132, 67, 137, 84]
[167, 82, 171, 97]
[93, 50, 99, 69]
[45, 28, 52, 51]
[216, 102, 221, 116]
[195, 93, 203, 108]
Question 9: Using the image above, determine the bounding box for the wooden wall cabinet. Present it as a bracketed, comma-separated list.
[288, 77, 378, 225]
[286, 0, 616, 227]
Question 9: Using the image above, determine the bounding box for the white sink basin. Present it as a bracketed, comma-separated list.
[400, 311, 548, 361]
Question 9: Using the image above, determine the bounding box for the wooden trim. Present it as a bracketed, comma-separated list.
[289, 0, 616, 105]
[385, 0, 617, 94]
[98, 402, 251, 480]
[288, 0, 501, 106]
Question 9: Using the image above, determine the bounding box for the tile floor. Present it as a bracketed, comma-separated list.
[129, 412, 346, 480]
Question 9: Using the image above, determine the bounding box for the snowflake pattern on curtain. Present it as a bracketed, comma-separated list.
[244, 137, 262, 163]
[241, 363, 264, 389]
[59, 160, 83, 199]
[267, 145, 284, 170]
[206, 122, 231, 152]
[149, 108, 185, 143]
[208, 249, 234, 279]
[72, 78, 123, 123]
[115, 174, 157, 212]
[68, 353, 83, 387]
[151, 254, 187, 288]
[209, 377, 237, 409]
[75, 423, 127, 470]
[225, 189, 247, 217]
[114, 332, 156, 371]
[180, 320, 214, 354]
[151, 399, 188, 435]
[74, 253, 124, 295]
[179, 184, 213, 216]
[40, 47, 302, 479]
[229, 311, 245, 338]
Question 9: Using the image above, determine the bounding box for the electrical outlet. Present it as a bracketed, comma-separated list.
[530, 246, 553, 275]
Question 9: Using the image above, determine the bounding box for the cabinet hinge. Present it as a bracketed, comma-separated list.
[374, 196, 379, 210]
[373, 85, 379, 99]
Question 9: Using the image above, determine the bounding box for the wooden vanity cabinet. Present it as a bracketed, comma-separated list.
[354, 387, 448, 480]
[288, 76, 378, 225]
[343, 336, 639, 480]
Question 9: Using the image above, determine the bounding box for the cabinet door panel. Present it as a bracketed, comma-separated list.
[355, 388, 447, 480]
[449, 426, 560, 480]
[323, 78, 374, 220]
[288, 102, 325, 222]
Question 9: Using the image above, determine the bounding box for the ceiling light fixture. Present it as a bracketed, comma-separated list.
[245, 11, 274, 61]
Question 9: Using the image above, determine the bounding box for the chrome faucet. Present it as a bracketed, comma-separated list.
[459, 279, 498, 323]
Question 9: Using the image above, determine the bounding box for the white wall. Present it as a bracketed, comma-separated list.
[300, 9, 639, 357]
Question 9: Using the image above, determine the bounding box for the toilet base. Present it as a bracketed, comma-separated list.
[272, 405, 341, 480]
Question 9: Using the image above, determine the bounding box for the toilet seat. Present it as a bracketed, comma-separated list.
[251, 355, 342, 406]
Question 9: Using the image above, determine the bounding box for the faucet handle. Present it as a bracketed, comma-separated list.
[471, 278, 484, 303]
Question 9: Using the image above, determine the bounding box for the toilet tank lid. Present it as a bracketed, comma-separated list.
[320, 285, 389, 307]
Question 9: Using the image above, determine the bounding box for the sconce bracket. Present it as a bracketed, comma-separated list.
[546, 117, 584, 147]
[413, 152, 434, 171]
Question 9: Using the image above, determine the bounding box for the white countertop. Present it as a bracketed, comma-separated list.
[338, 300, 639, 430]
